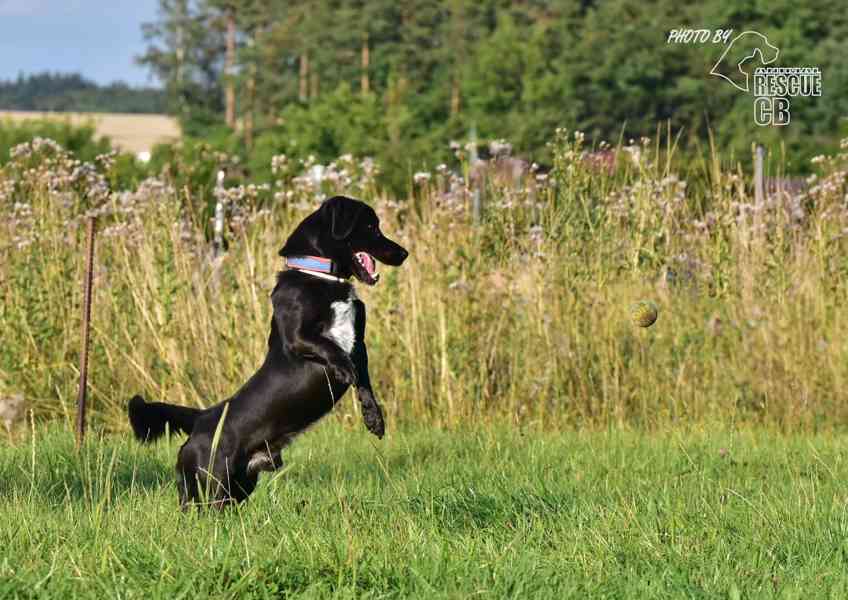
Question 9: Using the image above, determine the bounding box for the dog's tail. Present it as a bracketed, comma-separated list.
[128, 395, 203, 443]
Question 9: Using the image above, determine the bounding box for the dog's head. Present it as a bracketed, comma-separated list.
[280, 196, 408, 285]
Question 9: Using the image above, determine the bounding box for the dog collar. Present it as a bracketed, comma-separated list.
[285, 255, 349, 283]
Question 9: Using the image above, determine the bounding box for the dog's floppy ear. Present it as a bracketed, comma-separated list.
[321, 196, 362, 240]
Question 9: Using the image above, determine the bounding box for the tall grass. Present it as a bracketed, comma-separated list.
[2, 131, 847, 432]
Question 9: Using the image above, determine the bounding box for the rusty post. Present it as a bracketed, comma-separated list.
[76, 216, 96, 449]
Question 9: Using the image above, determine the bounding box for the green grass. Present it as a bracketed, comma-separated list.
[2, 423, 848, 598]
[4, 130, 848, 597]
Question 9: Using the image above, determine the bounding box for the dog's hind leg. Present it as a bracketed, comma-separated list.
[176, 439, 203, 509]
[229, 467, 259, 504]
[177, 436, 242, 509]
[177, 440, 232, 509]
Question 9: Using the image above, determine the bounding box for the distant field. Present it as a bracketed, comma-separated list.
[0, 110, 180, 154]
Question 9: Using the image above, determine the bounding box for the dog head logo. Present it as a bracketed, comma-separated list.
[710, 31, 779, 92]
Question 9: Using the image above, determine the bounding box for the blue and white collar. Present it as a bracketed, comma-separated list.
[284, 255, 348, 283]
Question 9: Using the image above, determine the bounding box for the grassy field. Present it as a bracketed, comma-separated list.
[0, 110, 179, 154]
[3, 129, 848, 597]
[1, 423, 848, 598]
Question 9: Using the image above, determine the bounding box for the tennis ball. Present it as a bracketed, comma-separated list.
[631, 300, 658, 328]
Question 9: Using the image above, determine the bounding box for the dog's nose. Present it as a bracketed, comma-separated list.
[397, 248, 409, 264]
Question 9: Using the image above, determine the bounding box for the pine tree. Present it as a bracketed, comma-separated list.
[138, 0, 227, 133]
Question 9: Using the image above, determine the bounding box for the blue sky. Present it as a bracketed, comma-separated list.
[0, 0, 161, 87]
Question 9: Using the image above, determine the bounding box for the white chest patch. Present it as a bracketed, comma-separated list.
[326, 290, 357, 354]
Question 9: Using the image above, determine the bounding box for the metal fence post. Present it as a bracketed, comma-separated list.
[75, 216, 96, 449]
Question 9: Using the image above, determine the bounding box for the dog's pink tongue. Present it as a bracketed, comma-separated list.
[357, 252, 376, 276]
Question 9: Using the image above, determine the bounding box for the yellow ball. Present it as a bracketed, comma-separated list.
[631, 300, 658, 328]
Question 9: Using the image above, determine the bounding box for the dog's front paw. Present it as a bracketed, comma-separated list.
[361, 399, 385, 439]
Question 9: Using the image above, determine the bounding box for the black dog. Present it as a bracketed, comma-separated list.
[128, 196, 408, 508]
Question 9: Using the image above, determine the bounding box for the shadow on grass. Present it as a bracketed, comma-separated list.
[0, 427, 177, 506]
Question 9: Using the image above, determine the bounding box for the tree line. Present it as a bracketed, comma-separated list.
[0, 72, 167, 114]
[7, 1, 847, 185]
[140, 1, 847, 173]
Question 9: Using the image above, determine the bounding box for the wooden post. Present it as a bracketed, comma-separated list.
[75, 216, 96, 449]
[741, 144, 766, 308]
[754, 144, 765, 208]
[469, 125, 481, 225]
[753, 143, 766, 248]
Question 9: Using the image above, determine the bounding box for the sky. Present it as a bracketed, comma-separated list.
[0, 0, 161, 87]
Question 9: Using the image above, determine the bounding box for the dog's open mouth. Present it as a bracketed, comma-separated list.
[353, 251, 380, 285]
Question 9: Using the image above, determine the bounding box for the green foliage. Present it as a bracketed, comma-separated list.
[0, 119, 154, 191]
[154, 83, 447, 194]
[0, 118, 111, 164]
[147, 128, 239, 195]
[278, 86, 384, 160]
[134, 0, 847, 179]
[274, 83, 438, 191]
